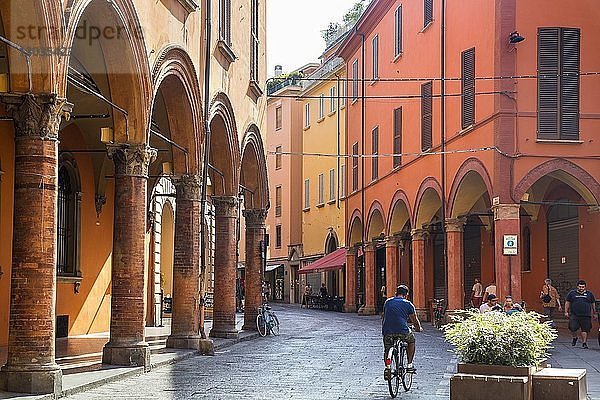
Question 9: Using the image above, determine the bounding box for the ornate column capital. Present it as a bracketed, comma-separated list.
[385, 236, 400, 248]
[173, 174, 202, 201]
[212, 196, 239, 218]
[411, 228, 428, 241]
[492, 203, 520, 220]
[346, 246, 358, 256]
[1, 93, 72, 141]
[106, 143, 157, 178]
[242, 208, 267, 228]
[445, 217, 466, 233]
[364, 242, 376, 252]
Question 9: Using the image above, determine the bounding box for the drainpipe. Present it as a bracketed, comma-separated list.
[335, 73, 341, 210]
[358, 33, 366, 250]
[199, 0, 212, 339]
[440, 0, 448, 299]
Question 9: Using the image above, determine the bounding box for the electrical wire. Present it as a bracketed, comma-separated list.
[270, 90, 514, 100]
[267, 146, 513, 159]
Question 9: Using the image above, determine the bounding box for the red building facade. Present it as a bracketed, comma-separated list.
[339, 0, 600, 318]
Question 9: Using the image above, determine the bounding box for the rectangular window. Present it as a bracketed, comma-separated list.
[318, 173, 324, 205]
[275, 106, 282, 130]
[352, 142, 359, 191]
[218, 0, 231, 44]
[352, 60, 358, 100]
[330, 86, 336, 113]
[371, 127, 379, 181]
[304, 179, 310, 209]
[393, 107, 402, 167]
[250, 0, 259, 82]
[340, 164, 346, 198]
[329, 169, 335, 201]
[319, 93, 325, 119]
[421, 81, 433, 151]
[538, 27, 580, 140]
[304, 102, 310, 128]
[275, 225, 282, 248]
[372, 35, 379, 80]
[394, 5, 403, 56]
[275, 185, 282, 217]
[275, 146, 282, 170]
[341, 81, 346, 107]
[461, 47, 476, 129]
[424, 0, 433, 27]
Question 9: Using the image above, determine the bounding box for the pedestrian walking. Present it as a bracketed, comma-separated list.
[540, 278, 561, 325]
[302, 283, 312, 308]
[483, 281, 497, 303]
[565, 280, 596, 349]
[470, 278, 483, 308]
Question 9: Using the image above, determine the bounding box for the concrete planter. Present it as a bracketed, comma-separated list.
[450, 363, 537, 400]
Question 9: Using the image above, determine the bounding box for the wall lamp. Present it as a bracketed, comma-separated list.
[509, 31, 525, 44]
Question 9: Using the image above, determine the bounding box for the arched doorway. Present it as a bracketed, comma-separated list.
[347, 213, 364, 310]
[367, 205, 386, 313]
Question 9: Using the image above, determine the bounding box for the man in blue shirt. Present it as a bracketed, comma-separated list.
[382, 285, 422, 380]
[565, 280, 596, 349]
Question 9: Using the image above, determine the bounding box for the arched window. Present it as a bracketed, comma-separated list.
[57, 156, 81, 277]
[324, 231, 338, 255]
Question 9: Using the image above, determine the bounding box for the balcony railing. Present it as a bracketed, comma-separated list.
[267, 76, 303, 96]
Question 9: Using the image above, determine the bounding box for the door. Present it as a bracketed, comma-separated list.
[463, 220, 482, 306]
[548, 205, 579, 301]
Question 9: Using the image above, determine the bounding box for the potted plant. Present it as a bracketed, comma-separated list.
[444, 311, 557, 400]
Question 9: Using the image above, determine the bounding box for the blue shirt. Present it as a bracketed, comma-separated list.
[566, 289, 595, 317]
[382, 297, 415, 335]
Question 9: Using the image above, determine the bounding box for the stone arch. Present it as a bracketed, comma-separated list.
[148, 45, 202, 175]
[0, 0, 62, 92]
[447, 158, 493, 217]
[239, 124, 269, 209]
[387, 190, 412, 235]
[366, 201, 386, 240]
[413, 177, 443, 228]
[60, 0, 152, 143]
[348, 209, 363, 247]
[209, 92, 240, 196]
[514, 159, 600, 206]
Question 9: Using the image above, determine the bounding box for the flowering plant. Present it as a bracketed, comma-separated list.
[444, 311, 557, 367]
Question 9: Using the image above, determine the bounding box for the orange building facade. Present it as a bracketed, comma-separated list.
[339, 0, 600, 318]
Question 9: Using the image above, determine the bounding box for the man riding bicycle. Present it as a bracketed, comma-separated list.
[382, 285, 422, 380]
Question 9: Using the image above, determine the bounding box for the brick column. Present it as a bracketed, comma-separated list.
[166, 175, 210, 350]
[359, 242, 377, 315]
[210, 196, 239, 339]
[344, 246, 358, 312]
[385, 236, 400, 298]
[0, 93, 71, 396]
[344, 246, 358, 313]
[102, 144, 156, 371]
[446, 218, 465, 310]
[242, 208, 267, 330]
[493, 204, 521, 301]
[411, 229, 428, 319]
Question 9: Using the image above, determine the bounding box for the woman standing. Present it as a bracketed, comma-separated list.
[540, 278, 561, 325]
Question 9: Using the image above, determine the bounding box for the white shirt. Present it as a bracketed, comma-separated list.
[485, 285, 497, 296]
[472, 283, 483, 297]
[479, 303, 493, 313]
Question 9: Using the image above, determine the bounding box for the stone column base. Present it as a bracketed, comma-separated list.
[0, 365, 62, 396]
[241, 322, 257, 332]
[358, 306, 377, 316]
[102, 342, 150, 372]
[209, 328, 239, 339]
[343, 304, 357, 313]
[166, 335, 203, 350]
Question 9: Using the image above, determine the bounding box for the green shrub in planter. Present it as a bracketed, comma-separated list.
[444, 311, 557, 367]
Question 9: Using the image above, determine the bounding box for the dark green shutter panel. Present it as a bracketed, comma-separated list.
[560, 28, 580, 140]
[461, 48, 475, 129]
[372, 127, 378, 180]
[421, 82, 433, 151]
[424, 0, 433, 27]
[393, 107, 402, 167]
[538, 28, 560, 139]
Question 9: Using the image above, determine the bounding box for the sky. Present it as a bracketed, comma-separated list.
[266, 0, 358, 77]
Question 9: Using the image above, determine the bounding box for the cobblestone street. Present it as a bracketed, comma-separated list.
[63, 305, 456, 400]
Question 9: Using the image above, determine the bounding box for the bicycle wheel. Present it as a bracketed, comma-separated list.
[269, 313, 280, 336]
[387, 346, 400, 398]
[400, 344, 413, 391]
[256, 314, 267, 337]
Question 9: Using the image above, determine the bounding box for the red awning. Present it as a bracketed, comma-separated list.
[299, 248, 346, 274]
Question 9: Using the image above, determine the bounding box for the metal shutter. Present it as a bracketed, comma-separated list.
[461, 47, 475, 129]
[421, 81, 433, 151]
[548, 217, 579, 301]
[393, 107, 402, 167]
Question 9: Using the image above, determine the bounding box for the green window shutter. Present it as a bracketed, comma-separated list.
[559, 28, 580, 140]
[538, 28, 560, 139]
[421, 81, 433, 151]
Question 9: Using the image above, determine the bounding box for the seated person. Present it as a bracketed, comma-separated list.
[479, 294, 501, 313]
[320, 283, 328, 297]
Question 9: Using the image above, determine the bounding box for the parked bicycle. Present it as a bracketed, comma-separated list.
[385, 336, 414, 398]
[433, 298, 446, 329]
[256, 303, 280, 337]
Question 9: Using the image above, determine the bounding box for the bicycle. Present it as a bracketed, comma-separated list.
[385, 337, 414, 398]
[433, 298, 446, 329]
[256, 303, 280, 337]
